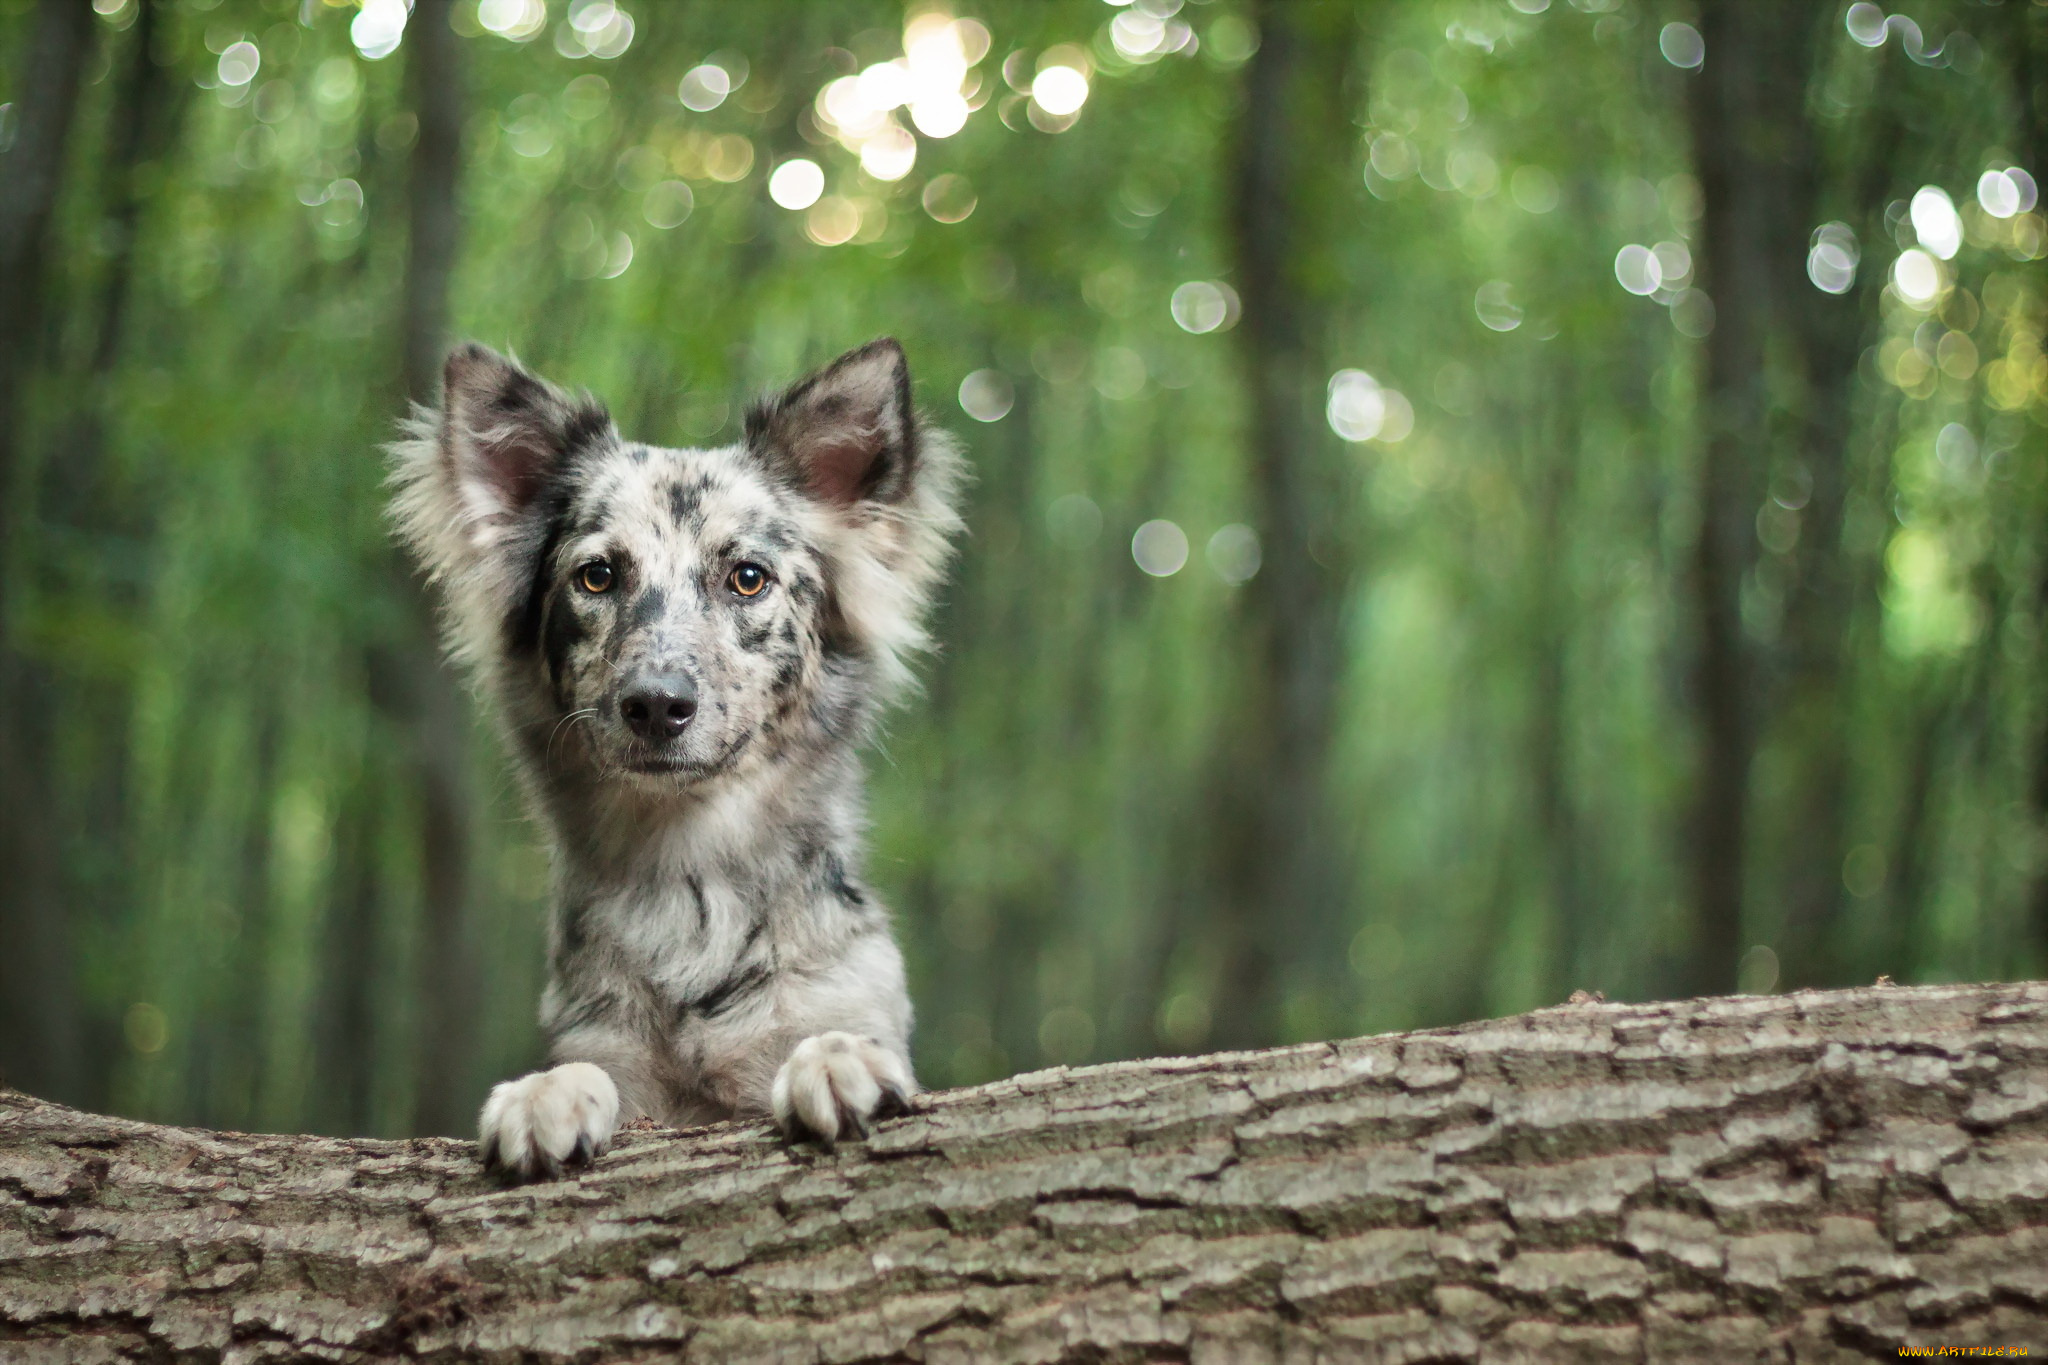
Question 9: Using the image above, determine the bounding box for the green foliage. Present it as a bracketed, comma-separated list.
[3, 0, 2044, 1136]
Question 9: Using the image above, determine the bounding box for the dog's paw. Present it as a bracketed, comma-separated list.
[478, 1062, 620, 1181]
[770, 1032, 915, 1148]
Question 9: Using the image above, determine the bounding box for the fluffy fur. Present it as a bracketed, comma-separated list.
[389, 338, 963, 1178]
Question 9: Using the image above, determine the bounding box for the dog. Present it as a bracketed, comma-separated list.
[389, 338, 963, 1178]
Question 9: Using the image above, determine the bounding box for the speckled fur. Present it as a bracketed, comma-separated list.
[389, 339, 962, 1161]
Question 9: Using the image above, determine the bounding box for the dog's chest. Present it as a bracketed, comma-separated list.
[595, 866, 772, 1002]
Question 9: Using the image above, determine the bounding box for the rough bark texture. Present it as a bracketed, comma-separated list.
[4, 983, 2047, 1362]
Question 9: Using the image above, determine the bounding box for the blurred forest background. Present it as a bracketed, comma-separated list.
[1, 0, 2045, 1139]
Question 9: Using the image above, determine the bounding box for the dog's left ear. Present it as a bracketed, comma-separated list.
[746, 338, 917, 506]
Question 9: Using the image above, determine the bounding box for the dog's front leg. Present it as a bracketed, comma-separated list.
[477, 1061, 621, 1180]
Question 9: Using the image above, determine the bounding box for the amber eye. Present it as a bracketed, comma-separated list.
[578, 561, 614, 594]
[729, 563, 769, 597]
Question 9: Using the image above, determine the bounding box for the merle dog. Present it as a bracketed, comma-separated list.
[390, 339, 963, 1178]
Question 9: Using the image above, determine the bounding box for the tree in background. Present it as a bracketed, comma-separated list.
[1196, 0, 1357, 1049]
[1682, 0, 1823, 997]
[0, 0, 96, 1117]
[1, 0, 2044, 1137]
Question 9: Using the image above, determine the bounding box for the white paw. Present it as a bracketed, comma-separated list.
[771, 1032, 916, 1148]
[478, 1062, 620, 1181]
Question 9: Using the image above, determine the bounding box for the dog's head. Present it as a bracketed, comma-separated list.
[391, 339, 962, 795]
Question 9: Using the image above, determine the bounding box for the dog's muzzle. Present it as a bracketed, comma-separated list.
[618, 673, 697, 743]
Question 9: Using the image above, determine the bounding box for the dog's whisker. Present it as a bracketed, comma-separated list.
[544, 707, 599, 776]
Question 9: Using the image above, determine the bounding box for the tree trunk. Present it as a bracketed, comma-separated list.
[1768, 23, 1905, 995]
[4, 981, 2045, 1362]
[1528, 382, 1588, 1000]
[0, 0, 98, 1112]
[0, 0, 93, 463]
[41, 0, 184, 1118]
[1679, 0, 1818, 998]
[400, 0, 462, 408]
[370, 0, 481, 1138]
[1205, 0, 1355, 1049]
[2012, 3, 2048, 976]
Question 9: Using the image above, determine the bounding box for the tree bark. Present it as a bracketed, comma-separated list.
[4, 982, 2046, 1362]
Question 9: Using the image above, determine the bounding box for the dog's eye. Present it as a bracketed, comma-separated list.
[578, 561, 615, 594]
[729, 563, 769, 597]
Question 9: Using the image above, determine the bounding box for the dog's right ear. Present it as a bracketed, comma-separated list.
[438, 342, 614, 531]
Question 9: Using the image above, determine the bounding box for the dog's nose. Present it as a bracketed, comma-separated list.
[619, 676, 697, 741]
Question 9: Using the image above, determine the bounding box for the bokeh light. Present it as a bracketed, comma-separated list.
[1047, 494, 1103, 548]
[561, 0, 634, 59]
[123, 1003, 168, 1055]
[768, 159, 825, 211]
[1892, 248, 1943, 307]
[1977, 167, 2038, 219]
[958, 369, 1014, 422]
[1670, 289, 1715, 337]
[1474, 280, 1521, 331]
[910, 92, 970, 139]
[1131, 520, 1189, 577]
[599, 231, 633, 279]
[1107, 0, 1196, 62]
[1327, 370, 1385, 441]
[1935, 423, 1978, 472]
[1845, 2, 1886, 46]
[1510, 165, 1559, 214]
[350, 0, 407, 60]
[678, 64, 731, 113]
[642, 180, 693, 229]
[922, 173, 977, 223]
[804, 195, 860, 246]
[1807, 222, 1858, 294]
[1652, 240, 1691, 287]
[811, 14, 990, 169]
[702, 135, 754, 182]
[1448, 148, 1500, 199]
[1111, 8, 1195, 62]
[1846, 8, 1941, 62]
[861, 124, 917, 181]
[1326, 370, 1414, 444]
[1206, 524, 1262, 586]
[217, 41, 260, 88]
[1615, 244, 1659, 296]
[1032, 66, 1090, 117]
[1658, 22, 1703, 70]
[477, 0, 547, 40]
[1370, 132, 1418, 183]
[1909, 186, 1961, 261]
[1170, 280, 1239, 333]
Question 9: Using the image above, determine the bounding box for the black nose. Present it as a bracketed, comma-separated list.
[619, 675, 697, 741]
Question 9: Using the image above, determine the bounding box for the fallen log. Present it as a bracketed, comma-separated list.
[3, 982, 2046, 1361]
